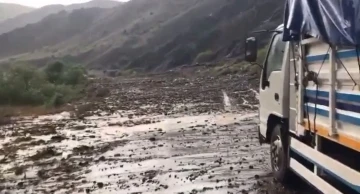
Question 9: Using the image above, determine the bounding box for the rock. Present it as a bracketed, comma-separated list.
[108, 122, 122, 126]
[14, 136, 32, 143]
[160, 184, 169, 189]
[96, 88, 110, 97]
[14, 166, 24, 176]
[50, 135, 66, 142]
[97, 182, 104, 188]
[74, 125, 87, 130]
[149, 137, 156, 142]
[85, 170, 92, 174]
[73, 145, 94, 155]
[37, 169, 47, 179]
[17, 182, 24, 187]
[30, 147, 58, 160]
[79, 161, 89, 167]
[99, 156, 106, 161]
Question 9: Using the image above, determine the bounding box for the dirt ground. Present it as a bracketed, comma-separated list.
[0, 71, 315, 194]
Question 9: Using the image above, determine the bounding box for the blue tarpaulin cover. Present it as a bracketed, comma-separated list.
[283, 0, 360, 46]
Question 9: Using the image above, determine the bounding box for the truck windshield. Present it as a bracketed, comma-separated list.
[265, 33, 286, 80]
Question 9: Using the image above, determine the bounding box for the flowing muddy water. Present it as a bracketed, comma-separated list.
[0, 73, 314, 194]
[1, 110, 266, 194]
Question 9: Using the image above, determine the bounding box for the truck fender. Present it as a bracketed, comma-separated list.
[265, 114, 285, 143]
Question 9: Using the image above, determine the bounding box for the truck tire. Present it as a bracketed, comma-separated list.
[270, 124, 291, 183]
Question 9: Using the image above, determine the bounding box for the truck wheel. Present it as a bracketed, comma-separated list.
[270, 124, 291, 182]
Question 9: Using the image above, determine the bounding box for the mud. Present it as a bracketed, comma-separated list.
[0, 72, 315, 194]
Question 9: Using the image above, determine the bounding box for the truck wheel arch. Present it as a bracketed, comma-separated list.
[266, 114, 283, 143]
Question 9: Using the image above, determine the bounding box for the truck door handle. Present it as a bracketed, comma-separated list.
[275, 93, 279, 101]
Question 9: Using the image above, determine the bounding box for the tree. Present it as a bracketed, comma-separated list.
[45, 61, 65, 84]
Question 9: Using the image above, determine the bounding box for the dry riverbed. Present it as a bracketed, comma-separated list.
[0, 72, 313, 194]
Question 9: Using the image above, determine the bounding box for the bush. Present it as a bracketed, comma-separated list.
[0, 66, 46, 105]
[45, 61, 64, 84]
[62, 66, 86, 85]
[194, 50, 215, 63]
[0, 62, 87, 107]
[45, 61, 86, 85]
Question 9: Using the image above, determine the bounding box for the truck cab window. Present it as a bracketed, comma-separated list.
[264, 33, 286, 81]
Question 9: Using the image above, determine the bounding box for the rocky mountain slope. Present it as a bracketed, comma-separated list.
[0, 0, 120, 35]
[0, 0, 284, 71]
[0, 3, 34, 22]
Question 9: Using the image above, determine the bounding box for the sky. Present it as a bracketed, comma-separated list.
[0, 0, 125, 8]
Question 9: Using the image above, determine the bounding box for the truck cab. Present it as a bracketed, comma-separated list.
[254, 25, 292, 143]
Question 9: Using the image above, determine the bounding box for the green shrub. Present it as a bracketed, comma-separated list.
[194, 50, 215, 63]
[0, 62, 87, 107]
[62, 66, 86, 85]
[44, 61, 86, 85]
[0, 66, 47, 105]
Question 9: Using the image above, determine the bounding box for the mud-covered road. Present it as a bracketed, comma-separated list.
[0, 72, 314, 194]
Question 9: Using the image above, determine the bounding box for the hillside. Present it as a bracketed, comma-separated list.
[0, 0, 120, 35]
[0, 3, 34, 22]
[0, 0, 284, 71]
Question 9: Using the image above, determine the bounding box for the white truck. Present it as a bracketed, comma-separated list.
[244, 1, 360, 193]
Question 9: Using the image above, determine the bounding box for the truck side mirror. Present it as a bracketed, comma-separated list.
[245, 37, 258, 62]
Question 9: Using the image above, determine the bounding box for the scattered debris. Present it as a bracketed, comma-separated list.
[0, 74, 309, 194]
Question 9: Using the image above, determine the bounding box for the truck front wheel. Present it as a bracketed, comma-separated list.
[270, 124, 291, 182]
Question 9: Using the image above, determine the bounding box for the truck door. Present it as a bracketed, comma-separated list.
[259, 33, 287, 136]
